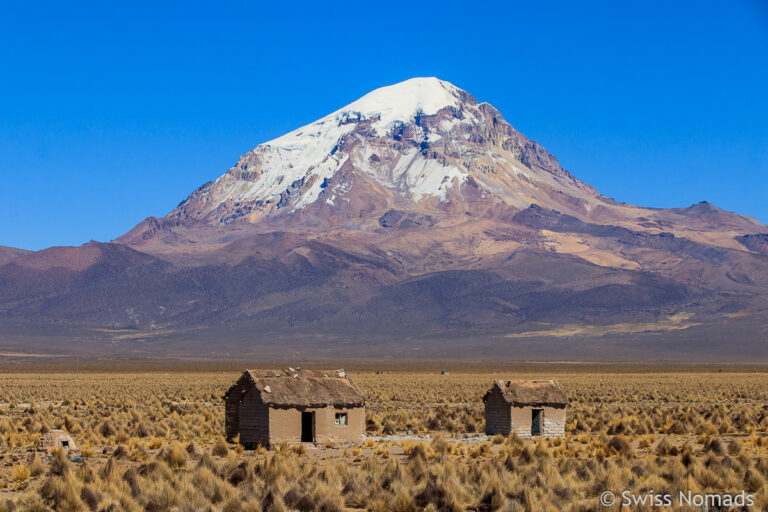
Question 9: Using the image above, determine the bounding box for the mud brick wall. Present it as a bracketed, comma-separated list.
[268, 406, 365, 445]
[484, 386, 512, 435]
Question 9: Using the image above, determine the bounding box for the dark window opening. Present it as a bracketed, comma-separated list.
[335, 412, 348, 425]
[61, 440, 69, 448]
[301, 411, 315, 442]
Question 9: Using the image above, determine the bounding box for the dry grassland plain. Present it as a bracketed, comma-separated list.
[0, 369, 766, 511]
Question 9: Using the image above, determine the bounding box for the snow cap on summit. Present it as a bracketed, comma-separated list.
[266, 77, 464, 147]
[340, 77, 463, 135]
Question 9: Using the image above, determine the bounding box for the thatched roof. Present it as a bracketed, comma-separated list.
[226, 368, 365, 408]
[483, 379, 568, 407]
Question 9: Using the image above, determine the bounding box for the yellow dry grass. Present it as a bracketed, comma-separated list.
[0, 369, 765, 510]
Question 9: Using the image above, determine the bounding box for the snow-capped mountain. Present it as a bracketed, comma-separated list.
[157, 77, 596, 229]
[3, 78, 768, 361]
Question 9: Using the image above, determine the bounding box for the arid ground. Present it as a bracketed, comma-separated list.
[0, 366, 767, 511]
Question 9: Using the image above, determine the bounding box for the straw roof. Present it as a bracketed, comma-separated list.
[484, 379, 568, 407]
[226, 368, 365, 408]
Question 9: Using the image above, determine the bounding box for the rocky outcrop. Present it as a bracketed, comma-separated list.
[737, 234, 768, 256]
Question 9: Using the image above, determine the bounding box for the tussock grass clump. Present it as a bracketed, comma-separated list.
[28, 453, 46, 477]
[607, 435, 633, 457]
[12, 465, 30, 482]
[212, 438, 229, 457]
[159, 443, 188, 469]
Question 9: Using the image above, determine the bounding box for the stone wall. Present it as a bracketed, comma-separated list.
[225, 373, 252, 441]
[484, 386, 512, 435]
[510, 405, 566, 439]
[235, 392, 270, 447]
[540, 407, 566, 438]
[36, 430, 79, 456]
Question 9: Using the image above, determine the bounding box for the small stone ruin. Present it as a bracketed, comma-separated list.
[35, 429, 79, 457]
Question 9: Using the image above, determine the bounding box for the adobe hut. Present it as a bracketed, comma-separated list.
[483, 380, 568, 438]
[224, 368, 365, 447]
[36, 429, 79, 457]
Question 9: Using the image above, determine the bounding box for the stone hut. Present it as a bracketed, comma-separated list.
[483, 380, 568, 438]
[36, 429, 79, 456]
[224, 368, 365, 447]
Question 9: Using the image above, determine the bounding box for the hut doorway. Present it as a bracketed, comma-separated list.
[531, 409, 543, 436]
[301, 412, 315, 442]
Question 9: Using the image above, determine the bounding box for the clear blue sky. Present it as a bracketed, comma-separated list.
[1, 1, 766, 250]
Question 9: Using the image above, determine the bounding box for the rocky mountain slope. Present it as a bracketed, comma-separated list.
[2, 78, 767, 361]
